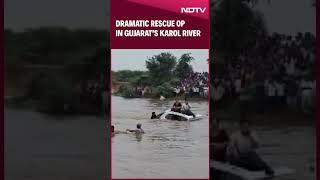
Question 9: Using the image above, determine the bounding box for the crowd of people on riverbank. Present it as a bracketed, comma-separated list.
[214, 32, 315, 114]
[174, 72, 209, 97]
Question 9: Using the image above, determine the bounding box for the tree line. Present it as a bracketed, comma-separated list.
[112, 52, 199, 98]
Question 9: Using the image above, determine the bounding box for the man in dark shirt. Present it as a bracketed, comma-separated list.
[171, 99, 182, 112]
[286, 77, 298, 109]
[210, 118, 230, 179]
[211, 118, 229, 162]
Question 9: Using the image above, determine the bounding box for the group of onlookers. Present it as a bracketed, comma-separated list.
[174, 72, 209, 97]
[214, 32, 315, 114]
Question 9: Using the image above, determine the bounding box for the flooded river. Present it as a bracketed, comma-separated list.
[255, 125, 315, 180]
[4, 101, 315, 180]
[216, 121, 316, 180]
[111, 96, 210, 178]
[5, 108, 106, 180]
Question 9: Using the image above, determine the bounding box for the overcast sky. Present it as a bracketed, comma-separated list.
[111, 49, 209, 72]
[4, 0, 108, 30]
[255, 0, 315, 35]
[5, 0, 315, 35]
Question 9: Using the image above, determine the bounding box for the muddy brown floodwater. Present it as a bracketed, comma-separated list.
[5, 108, 106, 180]
[5, 98, 315, 180]
[215, 120, 316, 180]
[111, 96, 210, 179]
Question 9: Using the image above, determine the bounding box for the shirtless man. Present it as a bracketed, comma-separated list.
[126, 123, 145, 134]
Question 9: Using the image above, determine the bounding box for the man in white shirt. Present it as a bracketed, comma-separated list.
[235, 79, 242, 95]
[203, 87, 209, 97]
[182, 101, 195, 117]
[265, 79, 276, 109]
[300, 77, 314, 113]
[284, 58, 296, 75]
[174, 87, 180, 96]
[266, 80, 276, 97]
[275, 80, 285, 107]
[227, 120, 274, 176]
[214, 83, 225, 101]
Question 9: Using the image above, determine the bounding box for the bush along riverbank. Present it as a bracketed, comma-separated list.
[5, 28, 108, 115]
[6, 71, 109, 116]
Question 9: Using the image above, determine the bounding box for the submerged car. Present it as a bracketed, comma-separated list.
[157, 109, 203, 121]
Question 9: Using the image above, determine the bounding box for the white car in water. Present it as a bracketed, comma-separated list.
[158, 109, 203, 121]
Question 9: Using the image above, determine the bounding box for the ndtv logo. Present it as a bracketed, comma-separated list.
[181, 7, 206, 14]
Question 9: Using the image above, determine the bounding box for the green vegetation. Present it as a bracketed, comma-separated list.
[152, 82, 175, 98]
[146, 52, 177, 86]
[210, 0, 268, 104]
[112, 70, 148, 84]
[112, 52, 197, 99]
[211, 0, 315, 121]
[175, 53, 194, 79]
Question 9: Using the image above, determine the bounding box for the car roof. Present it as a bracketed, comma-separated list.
[164, 111, 192, 118]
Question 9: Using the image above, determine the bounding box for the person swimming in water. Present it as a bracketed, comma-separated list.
[150, 112, 164, 119]
[151, 112, 157, 119]
[126, 123, 145, 134]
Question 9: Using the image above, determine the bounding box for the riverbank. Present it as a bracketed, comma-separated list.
[112, 92, 208, 101]
[5, 91, 109, 116]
